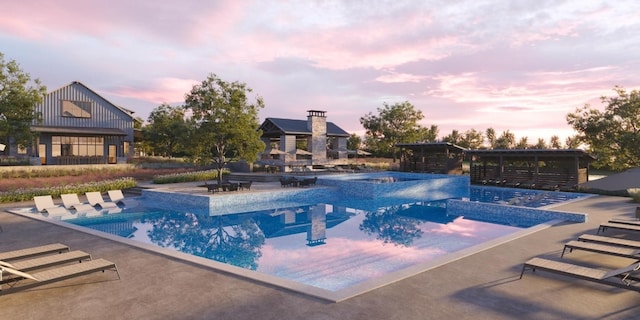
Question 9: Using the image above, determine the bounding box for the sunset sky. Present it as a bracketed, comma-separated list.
[2, 1, 639, 144]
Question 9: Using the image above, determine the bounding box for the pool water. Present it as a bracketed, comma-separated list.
[67, 198, 533, 292]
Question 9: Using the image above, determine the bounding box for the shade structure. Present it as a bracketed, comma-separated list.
[295, 149, 313, 155]
[348, 149, 372, 156]
[267, 149, 287, 155]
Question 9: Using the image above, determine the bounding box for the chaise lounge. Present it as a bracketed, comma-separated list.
[0, 258, 120, 294]
[598, 222, 640, 234]
[562, 240, 640, 258]
[520, 257, 640, 292]
[33, 195, 71, 216]
[85, 192, 120, 209]
[61, 193, 97, 213]
[0, 243, 70, 262]
[107, 190, 139, 207]
[578, 234, 640, 249]
[0, 250, 91, 275]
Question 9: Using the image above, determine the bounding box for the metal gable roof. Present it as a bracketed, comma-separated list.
[259, 118, 350, 137]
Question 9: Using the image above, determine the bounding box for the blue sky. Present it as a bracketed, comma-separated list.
[2, 0, 639, 144]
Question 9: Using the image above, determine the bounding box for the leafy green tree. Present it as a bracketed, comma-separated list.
[515, 137, 529, 149]
[494, 130, 515, 149]
[565, 135, 580, 149]
[347, 133, 362, 151]
[417, 124, 439, 143]
[143, 103, 190, 157]
[533, 138, 547, 149]
[460, 129, 484, 149]
[360, 101, 427, 160]
[442, 129, 462, 145]
[184, 73, 265, 180]
[0, 53, 47, 149]
[567, 86, 640, 169]
[486, 128, 496, 148]
[549, 135, 562, 149]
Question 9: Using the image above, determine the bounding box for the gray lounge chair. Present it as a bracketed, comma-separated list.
[598, 222, 640, 234]
[0, 258, 120, 293]
[520, 257, 640, 292]
[85, 192, 119, 209]
[0, 243, 69, 262]
[578, 234, 640, 249]
[562, 240, 640, 258]
[609, 219, 640, 226]
[0, 250, 91, 276]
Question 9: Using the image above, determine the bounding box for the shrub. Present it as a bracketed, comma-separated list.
[628, 188, 640, 202]
[152, 169, 228, 184]
[0, 177, 137, 203]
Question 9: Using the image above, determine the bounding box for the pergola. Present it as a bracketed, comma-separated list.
[397, 142, 466, 174]
[466, 149, 596, 190]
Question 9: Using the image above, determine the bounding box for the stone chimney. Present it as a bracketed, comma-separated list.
[307, 110, 327, 163]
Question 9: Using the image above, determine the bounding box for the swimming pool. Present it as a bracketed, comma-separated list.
[10, 174, 589, 301]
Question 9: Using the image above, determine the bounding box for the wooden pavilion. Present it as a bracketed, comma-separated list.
[397, 142, 466, 174]
[466, 149, 596, 191]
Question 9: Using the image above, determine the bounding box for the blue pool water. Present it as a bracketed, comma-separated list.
[68, 200, 525, 291]
[12, 173, 589, 300]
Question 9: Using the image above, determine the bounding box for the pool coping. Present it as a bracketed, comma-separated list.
[7, 205, 568, 303]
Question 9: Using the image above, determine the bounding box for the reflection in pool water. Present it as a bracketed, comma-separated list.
[70, 200, 526, 291]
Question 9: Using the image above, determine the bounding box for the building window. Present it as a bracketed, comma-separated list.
[61, 100, 92, 118]
[52, 136, 104, 156]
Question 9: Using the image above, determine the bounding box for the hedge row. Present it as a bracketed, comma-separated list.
[0, 177, 137, 203]
[152, 169, 227, 184]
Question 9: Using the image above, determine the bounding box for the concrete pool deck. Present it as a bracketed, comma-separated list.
[2, 182, 640, 319]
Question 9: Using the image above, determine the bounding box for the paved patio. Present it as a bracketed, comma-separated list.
[2, 182, 640, 319]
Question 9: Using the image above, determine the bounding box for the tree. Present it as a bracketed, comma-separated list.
[0, 53, 47, 149]
[360, 101, 427, 160]
[442, 129, 462, 145]
[347, 133, 362, 151]
[549, 135, 562, 149]
[567, 86, 640, 169]
[143, 103, 189, 157]
[417, 124, 439, 143]
[184, 73, 265, 181]
[515, 137, 529, 149]
[486, 128, 496, 148]
[460, 129, 484, 149]
[494, 130, 515, 149]
[533, 138, 547, 149]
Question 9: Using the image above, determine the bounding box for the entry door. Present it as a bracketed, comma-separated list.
[108, 144, 116, 164]
[38, 144, 46, 165]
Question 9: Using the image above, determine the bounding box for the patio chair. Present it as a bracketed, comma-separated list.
[598, 222, 640, 234]
[33, 195, 71, 216]
[561, 240, 640, 258]
[520, 257, 640, 292]
[239, 181, 252, 190]
[61, 193, 96, 213]
[578, 234, 640, 249]
[204, 181, 220, 193]
[85, 192, 119, 209]
[0, 250, 91, 276]
[0, 258, 120, 294]
[0, 243, 70, 262]
[107, 190, 139, 207]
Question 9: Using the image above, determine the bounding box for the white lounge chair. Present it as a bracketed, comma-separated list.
[33, 196, 71, 216]
[61, 193, 97, 213]
[85, 192, 119, 209]
[107, 190, 138, 207]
